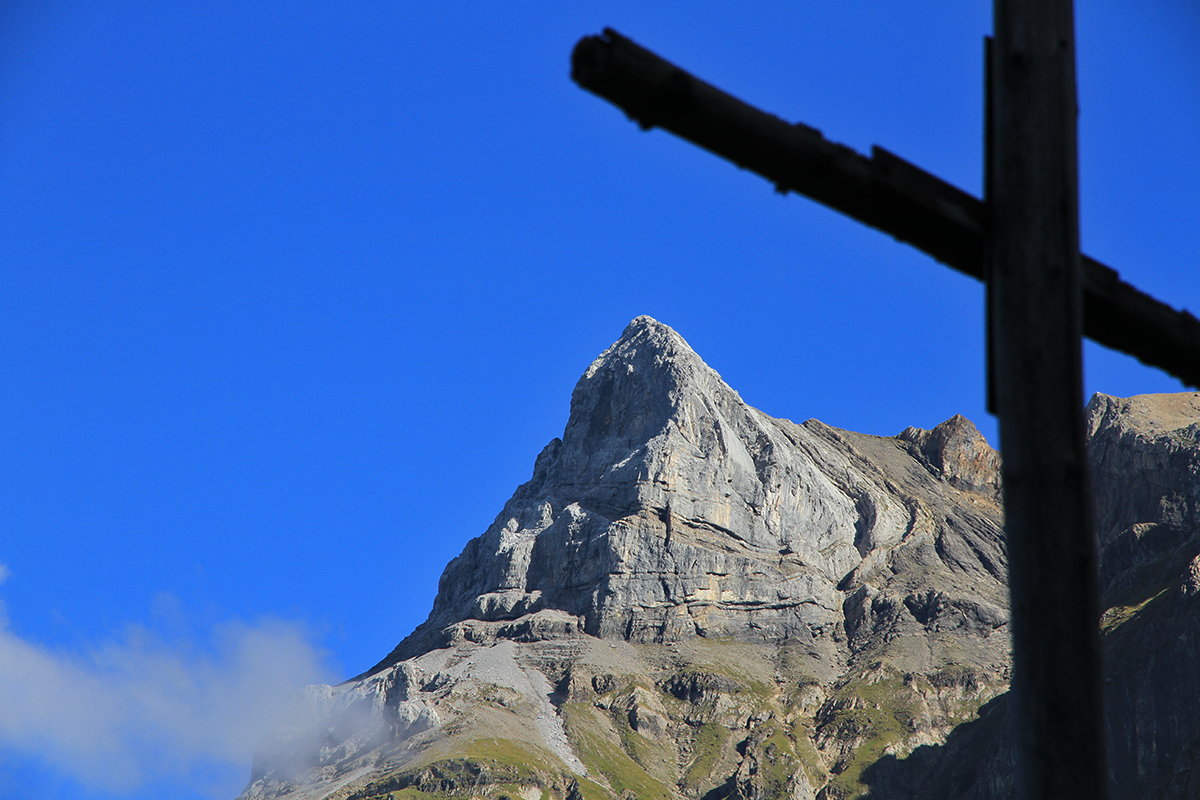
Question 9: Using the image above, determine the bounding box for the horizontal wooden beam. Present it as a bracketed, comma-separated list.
[571, 28, 1200, 389]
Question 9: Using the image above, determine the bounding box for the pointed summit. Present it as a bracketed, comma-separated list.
[244, 319, 1018, 800]
[609, 313, 695, 350]
[555, 316, 745, 496]
[236, 316, 1200, 800]
[568, 315, 709, 450]
[584, 315, 708, 381]
[366, 316, 1006, 675]
[574, 316, 727, 433]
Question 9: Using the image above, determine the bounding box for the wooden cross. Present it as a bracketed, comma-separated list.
[572, 4, 1198, 798]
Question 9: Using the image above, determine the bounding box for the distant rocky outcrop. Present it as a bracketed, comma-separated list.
[236, 317, 1200, 800]
[857, 390, 1200, 800]
[1091, 392, 1200, 800]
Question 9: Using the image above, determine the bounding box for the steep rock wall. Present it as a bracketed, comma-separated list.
[237, 320, 1200, 800]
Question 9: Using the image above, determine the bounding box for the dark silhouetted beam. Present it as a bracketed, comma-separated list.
[571, 28, 1200, 389]
[988, 2, 1108, 797]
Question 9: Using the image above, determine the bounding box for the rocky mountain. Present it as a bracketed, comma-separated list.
[237, 317, 1200, 800]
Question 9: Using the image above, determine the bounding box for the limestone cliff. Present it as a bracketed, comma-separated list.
[235, 317, 1200, 800]
[1091, 392, 1200, 800]
[365, 316, 1008, 678]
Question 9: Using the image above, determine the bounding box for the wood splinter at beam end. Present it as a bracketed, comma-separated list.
[572, 28, 681, 133]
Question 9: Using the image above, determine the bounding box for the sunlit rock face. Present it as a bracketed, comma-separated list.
[369, 316, 1008, 673]
[239, 322, 1200, 800]
[240, 317, 1016, 800]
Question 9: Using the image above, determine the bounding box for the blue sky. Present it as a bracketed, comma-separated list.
[0, 2, 1196, 799]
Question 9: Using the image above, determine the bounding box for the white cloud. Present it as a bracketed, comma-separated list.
[0, 604, 335, 798]
[0, 564, 10, 585]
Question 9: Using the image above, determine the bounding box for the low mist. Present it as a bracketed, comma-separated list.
[0, 589, 335, 799]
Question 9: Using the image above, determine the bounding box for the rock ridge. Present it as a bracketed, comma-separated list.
[364, 316, 1008, 678]
[239, 316, 1047, 800]
[239, 353, 1200, 799]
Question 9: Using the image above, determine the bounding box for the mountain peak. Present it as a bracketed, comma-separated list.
[620, 313, 680, 344]
[577, 315, 717, 411]
[239, 325, 1200, 800]
[243, 318, 1020, 800]
[591, 315, 699, 372]
[360, 317, 1006, 673]
[564, 316, 733, 465]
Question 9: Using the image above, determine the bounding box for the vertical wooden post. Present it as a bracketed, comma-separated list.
[988, 1, 1108, 798]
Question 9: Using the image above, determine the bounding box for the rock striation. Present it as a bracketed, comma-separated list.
[365, 317, 1008, 676]
[236, 317, 1200, 800]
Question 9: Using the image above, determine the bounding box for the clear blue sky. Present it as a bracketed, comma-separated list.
[1, 2, 1196, 799]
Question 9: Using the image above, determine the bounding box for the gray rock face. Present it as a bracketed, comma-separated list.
[239, 316, 1016, 800]
[366, 316, 1008, 675]
[1088, 392, 1200, 603]
[237, 319, 1200, 800]
[1088, 392, 1200, 800]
